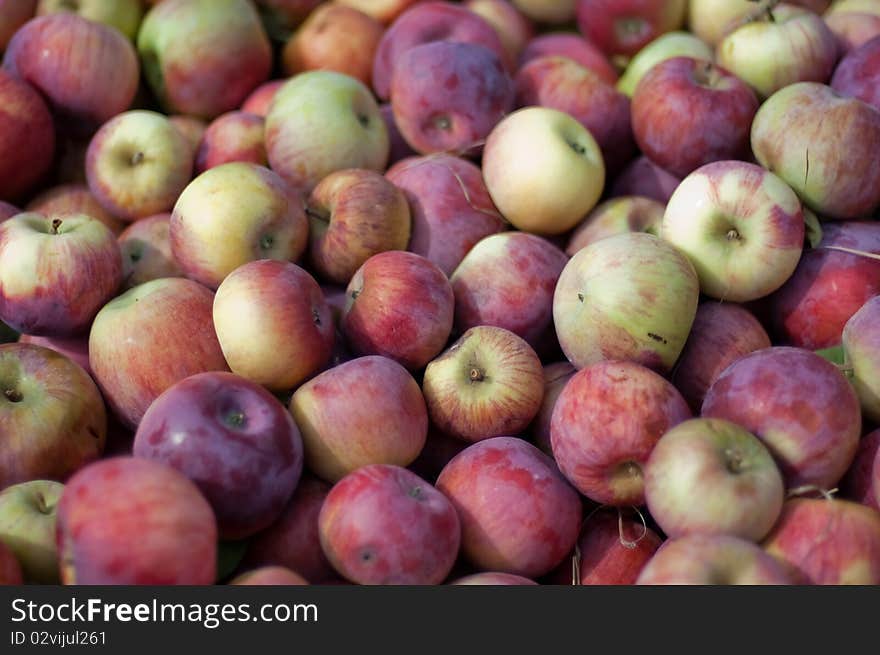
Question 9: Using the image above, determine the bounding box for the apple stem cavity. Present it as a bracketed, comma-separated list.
[3, 388, 22, 403]
[130, 151, 145, 166]
[259, 234, 274, 251]
[49, 219, 63, 235]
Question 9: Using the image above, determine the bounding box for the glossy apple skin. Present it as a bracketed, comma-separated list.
[631, 58, 759, 178]
[290, 356, 427, 482]
[230, 566, 308, 585]
[240, 474, 337, 583]
[451, 232, 568, 347]
[0, 343, 105, 489]
[27, 184, 124, 235]
[831, 35, 880, 110]
[840, 429, 880, 510]
[671, 302, 771, 412]
[637, 534, 793, 585]
[515, 55, 635, 174]
[552, 361, 691, 505]
[0, 479, 63, 583]
[751, 82, 880, 220]
[609, 155, 681, 203]
[306, 168, 410, 285]
[450, 572, 538, 585]
[171, 163, 308, 290]
[437, 436, 582, 578]
[566, 196, 664, 255]
[282, 3, 384, 86]
[319, 464, 460, 585]
[341, 251, 454, 370]
[3, 13, 138, 132]
[240, 79, 284, 117]
[825, 12, 880, 54]
[843, 296, 880, 423]
[519, 32, 617, 85]
[529, 362, 575, 455]
[385, 154, 504, 277]
[371, 1, 510, 101]
[57, 457, 217, 584]
[0, 1, 36, 52]
[763, 497, 880, 584]
[0, 69, 54, 201]
[702, 347, 861, 490]
[18, 334, 90, 376]
[117, 213, 182, 290]
[89, 277, 229, 429]
[0, 213, 122, 337]
[576, 0, 687, 58]
[768, 222, 880, 349]
[465, 0, 534, 63]
[137, 0, 272, 119]
[195, 111, 266, 174]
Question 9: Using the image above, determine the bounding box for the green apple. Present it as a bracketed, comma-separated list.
[0, 480, 64, 583]
[37, 0, 143, 40]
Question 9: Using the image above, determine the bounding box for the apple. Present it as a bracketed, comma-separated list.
[391, 41, 515, 156]
[465, 0, 534, 63]
[282, 3, 384, 87]
[842, 295, 880, 423]
[0, 202, 17, 222]
[0, 479, 63, 583]
[825, 11, 880, 54]
[305, 168, 410, 285]
[702, 347, 861, 490]
[840, 429, 880, 510]
[436, 436, 582, 577]
[290, 356, 427, 482]
[511, 0, 576, 24]
[371, 1, 510, 101]
[26, 184, 124, 235]
[171, 163, 308, 290]
[609, 155, 681, 203]
[616, 30, 714, 97]
[380, 104, 417, 166]
[553, 232, 699, 372]
[86, 110, 193, 222]
[212, 260, 333, 392]
[18, 333, 90, 376]
[57, 456, 217, 584]
[566, 196, 664, 255]
[266, 71, 389, 192]
[632, 59, 759, 178]
[686, 0, 754, 46]
[319, 464, 460, 585]
[230, 566, 308, 585]
[0, 1, 36, 53]
[117, 213, 182, 290]
[406, 426, 468, 483]
[637, 534, 792, 584]
[335, 0, 421, 25]
[831, 35, 880, 110]
[450, 572, 538, 584]
[451, 232, 568, 347]
[253, 0, 322, 42]
[3, 13, 138, 132]
[422, 326, 544, 442]
[37, 0, 143, 40]
[0, 540, 21, 584]
[137, 0, 272, 119]
[576, 0, 688, 58]
[240, 79, 284, 117]
[341, 251, 454, 370]
[763, 497, 880, 584]
[528, 361, 575, 455]
[0, 69, 54, 202]
[519, 32, 618, 85]
[194, 111, 266, 174]
[89, 277, 229, 428]
[0, 213, 122, 336]
[169, 115, 207, 157]
[671, 302, 771, 412]
[385, 154, 505, 276]
[482, 106, 605, 236]
[515, 55, 636, 174]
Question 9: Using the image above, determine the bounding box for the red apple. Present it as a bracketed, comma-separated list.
[0, 202, 17, 222]
[825, 11, 880, 54]
[0, 1, 36, 53]
[0, 69, 54, 201]
[26, 184, 124, 235]
[230, 566, 308, 585]
[519, 31, 618, 85]
[117, 213, 183, 290]
[840, 429, 880, 510]
[831, 35, 880, 110]
[240, 79, 284, 117]
[18, 333, 90, 376]
[195, 111, 266, 174]
[168, 115, 207, 157]
[576, 0, 687, 58]
[529, 361, 575, 455]
[380, 104, 417, 166]
[566, 196, 664, 254]
[842, 295, 880, 423]
[465, 0, 534, 63]
[609, 154, 681, 203]
[0, 540, 22, 584]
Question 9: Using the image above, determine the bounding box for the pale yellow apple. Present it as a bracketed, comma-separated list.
[687, 0, 753, 45]
[826, 0, 880, 17]
[38, 0, 143, 40]
[511, 0, 576, 24]
[617, 31, 714, 96]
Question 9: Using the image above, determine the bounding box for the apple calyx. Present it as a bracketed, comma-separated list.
[224, 410, 246, 429]
[3, 388, 22, 403]
[724, 448, 745, 474]
[130, 151, 145, 167]
[432, 114, 452, 131]
[725, 228, 742, 242]
[468, 366, 486, 383]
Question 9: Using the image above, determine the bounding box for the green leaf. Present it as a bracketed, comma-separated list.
[815, 345, 846, 366]
[804, 209, 823, 249]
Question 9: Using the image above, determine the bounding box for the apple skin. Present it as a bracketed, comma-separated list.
[265, 71, 389, 193]
[137, 0, 272, 120]
[0, 202, 17, 222]
[553, 232, 699, 373]
[825, 11, 880, 54]
[37, 0, 143, 41]
[465, 0, 535, 63]
[768, 222, 880, 349]
[0, 540, 22, 584]
[254, 0, 322, 42]
[341, 251, 454, 370]
[702, 347, 861, 490]
[515, 55, 636, 174]
[380, 104, 417, 166]
[529, 361, 576, 455]
[0, 69, 54, 202]
[117, 213, 183, 290]
[391, 40, 515, 156]
[230, 566, 308, 585]
[86, 110, 194, 222]
[763, 497, 880, 584]
[133, 371, 304, 540]
[0, 1, 36, 52]
[56, 456, 217, 585]
[27, 184, 124, 235]
[385, 154, 504, 276]
[671, 302, 771, 412]
[335, 0, 421, 25]
[195, 111, 267, 174]
[576, 0, 688, 58]
[482, 106, 606, 236]
[511, 0, 576, 24]
[552, 361, 691, 506]
[3, 13, 139, 132]
[168, 115, 207, 157]
[18, 334, 90, 376]
[89, 277, 229, 429]
[306, 168, 410, 285]
[213, 260, 333, 392]
[371, 1, 511, 101]
[631, 58, 760, 179]
[842, 296, 880, 423]
[840, 429, 880, 510]
[637, 534, 793, 585]
[0, 213, 122, 337]
[240, 79, 284, 118]
[0, 479, 63, 583]
[751, 81, 880, 220]
[450, 572, 538, 585]
[451, 232, 569, 347]
[609, 155, 681, 203]
[519, 32, 618, 85]
[290, 356, 428, 483]
[240, 474, 338, 583]
[282, 3, 384, 87]
[171, 163, 308, 290]
[422, 326, 544, 443]
[566, 196, 664, 255]
[831, 35, 880, 110]
[617, 30, 714, 97]
[319, 464, 460, 585]
[436, 436, 582, 578]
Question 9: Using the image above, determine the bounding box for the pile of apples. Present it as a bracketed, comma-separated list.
[1, 0, 880, 587]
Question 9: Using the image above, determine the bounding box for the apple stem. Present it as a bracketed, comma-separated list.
[740, 0, 780, 26]
[50, 219, 62, 235]
[130, 151, 145, 166]
[819, 245, 880, 262]
[304, 205, 329, 224]
[35, 493, 49, 514]
[571, 542, 581, 585]
[786, 485, 838, 501]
